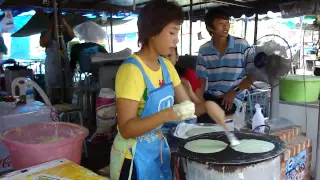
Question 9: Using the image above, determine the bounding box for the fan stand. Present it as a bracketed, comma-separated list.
[267, 85, 294, 131]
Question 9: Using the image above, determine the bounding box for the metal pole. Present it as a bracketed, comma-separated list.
[253, 13, 258, 44]
[58, 2, 66, 103]
[189, 0, 193, 55]
[244, 16, 248, 39]
[180, 26, 183, 55]
[315, 95, 320, 180]
[52, 0, 65, 103]
[110, 12, 114, 53]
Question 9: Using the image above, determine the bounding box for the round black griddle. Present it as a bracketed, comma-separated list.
[168, 124, 230, 144]
[172, 131, 285, 165]
[168, 124, 231, 151]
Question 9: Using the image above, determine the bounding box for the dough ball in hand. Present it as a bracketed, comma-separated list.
[173, 100, 197, 120]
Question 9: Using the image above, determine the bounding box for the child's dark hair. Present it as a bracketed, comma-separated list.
[175, 63, 186, 77]
[205, 8, 230, 36]
[174, 48, 187, 77]
[137, 0, 184, 47]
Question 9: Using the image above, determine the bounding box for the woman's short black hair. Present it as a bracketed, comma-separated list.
[204, 8, 230, 36]
[137, 0, 184, 47]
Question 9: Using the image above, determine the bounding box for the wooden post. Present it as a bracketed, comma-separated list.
[244, 16, 248, 39]
[189, 0, 193, 55]
[52, 0, 66, 102]
[110, 12, 114, 53]
[254, 13, 258, 44]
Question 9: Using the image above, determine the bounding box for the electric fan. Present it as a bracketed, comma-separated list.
[245, 34, 294, 131]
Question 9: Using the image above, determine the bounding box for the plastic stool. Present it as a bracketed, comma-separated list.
[54, 104, 88, 158]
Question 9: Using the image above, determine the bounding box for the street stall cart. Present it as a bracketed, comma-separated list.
[1, 0, 320, 180]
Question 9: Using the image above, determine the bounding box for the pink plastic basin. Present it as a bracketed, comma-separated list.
[1, 122, 89, 170]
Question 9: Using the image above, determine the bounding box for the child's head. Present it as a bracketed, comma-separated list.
[167, 47, 179, 65]
[137, 1, 183, 56]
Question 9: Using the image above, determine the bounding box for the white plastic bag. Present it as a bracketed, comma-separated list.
[89, 88, 116, 143]
[232, 102, 246, 130]
[73, 21, 106, 43]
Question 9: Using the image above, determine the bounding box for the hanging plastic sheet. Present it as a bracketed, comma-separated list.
[0, 10, 14, 33]
[280, 0, 319, 18]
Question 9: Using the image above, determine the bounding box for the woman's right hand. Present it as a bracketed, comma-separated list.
[161, 107, 182, 122]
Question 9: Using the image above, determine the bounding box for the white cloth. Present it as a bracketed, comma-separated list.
[173, 122, 225, 139]
[173, 122, 198, 139]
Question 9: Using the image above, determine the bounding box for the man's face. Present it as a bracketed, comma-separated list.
[212, 18, 230, 38]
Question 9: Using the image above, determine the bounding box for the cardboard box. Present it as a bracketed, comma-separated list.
[0, 159, 108, 180]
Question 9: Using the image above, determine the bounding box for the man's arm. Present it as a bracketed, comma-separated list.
[237, 39, 256, 91]
[39, 31, 51, 48]
[235, 76, 254, 91]
[62, 19, 75, 41]
[195, 52, 208, 101]
[222, 39, 255, 110]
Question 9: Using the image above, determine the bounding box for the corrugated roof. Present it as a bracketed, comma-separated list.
[1, 0, 298, 18]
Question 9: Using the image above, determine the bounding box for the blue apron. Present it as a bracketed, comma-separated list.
[110, 56, 173, 180]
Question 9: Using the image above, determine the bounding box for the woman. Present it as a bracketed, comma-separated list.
[167, 48, 227, 129]
[39, 14, 75, 104]
[110, 1, 201, 180]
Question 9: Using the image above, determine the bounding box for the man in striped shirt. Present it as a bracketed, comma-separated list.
[196, 9, 255, 120]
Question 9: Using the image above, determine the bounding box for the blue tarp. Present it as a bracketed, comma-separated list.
[10, 36, 30, 59]
[8, 14, 33, 60]
[126, 32, 136, 39]
[282, 21, 295, 29]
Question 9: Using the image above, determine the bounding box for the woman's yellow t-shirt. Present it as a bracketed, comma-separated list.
[115, 54, 181, 159]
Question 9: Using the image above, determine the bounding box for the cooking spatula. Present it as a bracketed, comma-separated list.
[225, 131, 241, 146]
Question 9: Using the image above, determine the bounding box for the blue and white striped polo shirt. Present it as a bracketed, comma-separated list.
[196, 35, 252, 107]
